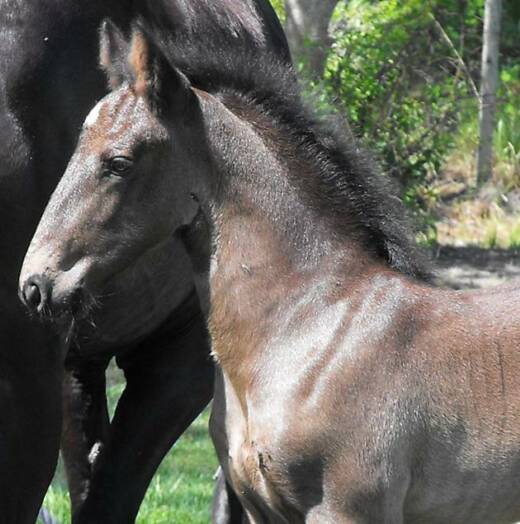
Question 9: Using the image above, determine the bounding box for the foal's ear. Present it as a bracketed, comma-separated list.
[99, 19, 129, 90]
[127, 26, 194, 118]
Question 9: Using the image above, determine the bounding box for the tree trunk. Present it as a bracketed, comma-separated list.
[284, 0, 339, 78]
[477, 0, 502, 185]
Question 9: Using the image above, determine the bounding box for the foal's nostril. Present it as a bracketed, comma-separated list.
[20, 275, 50, 313]
[24, 282, 42, 309]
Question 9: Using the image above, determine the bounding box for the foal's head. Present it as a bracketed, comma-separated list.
[19, 19, 431, 318]
[19, 22, 208, 317]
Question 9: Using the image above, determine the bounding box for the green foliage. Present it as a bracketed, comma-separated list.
[269, 0, 285, 23]
[322, 0, 484, 222]
[447, 63, 520, 190]
[484, 220, 499, 248]
[274, 0, 518, 237]
[502, 0, 520, 69]
[508, 220, 520, 249]
[495, 65, 520, 170]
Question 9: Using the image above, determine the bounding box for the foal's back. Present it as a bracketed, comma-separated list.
[405, 280, 520, 523]
[317, 274, 520, 523]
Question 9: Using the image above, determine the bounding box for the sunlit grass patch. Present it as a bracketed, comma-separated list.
[436, 195, 520, 249]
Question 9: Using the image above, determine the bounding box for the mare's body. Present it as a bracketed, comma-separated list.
[20, 22, 520, 524]
[4, 1, 288, 521]
[0, 3, 125, 519]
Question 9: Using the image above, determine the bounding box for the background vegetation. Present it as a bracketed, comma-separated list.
[279, 0, 520, 245]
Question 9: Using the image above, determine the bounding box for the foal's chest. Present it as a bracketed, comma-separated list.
[212, 370, 320, 522]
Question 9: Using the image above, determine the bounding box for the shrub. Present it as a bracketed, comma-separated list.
[323, 1, 483, 210]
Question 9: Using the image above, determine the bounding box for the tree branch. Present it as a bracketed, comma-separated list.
[429, 14, 481, 102]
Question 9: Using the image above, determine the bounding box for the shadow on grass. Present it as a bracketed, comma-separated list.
[433, 244, 520, 289]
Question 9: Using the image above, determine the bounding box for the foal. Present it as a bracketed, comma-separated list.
[20, 27, 520, 523]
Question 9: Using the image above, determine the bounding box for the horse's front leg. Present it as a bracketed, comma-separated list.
[73, 310, 214, 524]
[209, 368, 247, 524]
[61, 355, 110, 515]
[212, 466, 246, 524]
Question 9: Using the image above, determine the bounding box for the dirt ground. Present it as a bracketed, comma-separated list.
[433, 245, 520, 289]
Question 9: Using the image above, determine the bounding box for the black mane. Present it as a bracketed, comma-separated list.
[139, 16, 432, 282]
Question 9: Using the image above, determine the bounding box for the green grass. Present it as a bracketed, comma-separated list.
[136, 410, 217, 524]
[40, 374, 217, 524]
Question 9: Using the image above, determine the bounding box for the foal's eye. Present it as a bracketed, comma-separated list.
[108, 156, 133, 176]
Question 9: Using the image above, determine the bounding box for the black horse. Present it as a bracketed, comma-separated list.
[3, 1, 289, 521]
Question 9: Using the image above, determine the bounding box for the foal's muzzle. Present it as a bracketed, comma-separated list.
[19, 274, 52, 315]
[19, 273, 84, 319]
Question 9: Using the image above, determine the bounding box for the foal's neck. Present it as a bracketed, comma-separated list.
[196, 94, 377, 382]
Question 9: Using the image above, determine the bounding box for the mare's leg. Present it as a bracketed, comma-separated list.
[73, 305, 214, 523]
[0, 310, 62, 523]
[212, 466, 245, 524]
[61, 355, 110, 515]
